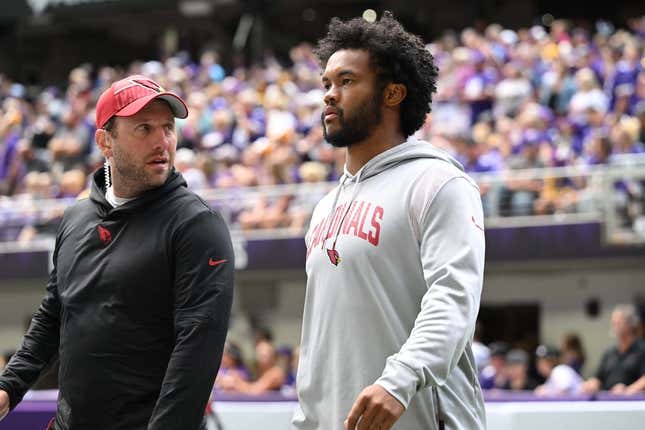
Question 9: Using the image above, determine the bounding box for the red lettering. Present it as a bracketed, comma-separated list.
[327, 204, 345, 240]
[347, 201, 364, 236]
[358, 203, 371, 240]
[310, 221, 321, 249]
[342, 202, 358, 235]
[368, 206, 384, 246]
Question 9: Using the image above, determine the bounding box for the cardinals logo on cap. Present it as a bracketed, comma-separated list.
[326, 249, 341, 266]
[98, 225, 112, 246]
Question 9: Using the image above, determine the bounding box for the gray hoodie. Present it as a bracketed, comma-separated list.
[292, 138, 486, 430]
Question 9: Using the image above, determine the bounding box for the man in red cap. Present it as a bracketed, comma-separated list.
[0, 75, 235, 430]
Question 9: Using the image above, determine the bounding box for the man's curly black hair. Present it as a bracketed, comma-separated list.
[314, 11, 438, 138]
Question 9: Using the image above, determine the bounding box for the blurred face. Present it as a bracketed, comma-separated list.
[611, 310, 631, 339]
[491, 356, 506, 372]
[255, 341, 276, 370]
[536, 358, 554, 378]
[221, 352, 234, 368]
[321, 49, 382, 148]
[99, 100, 176, 197]
[506, 363, 527, 380]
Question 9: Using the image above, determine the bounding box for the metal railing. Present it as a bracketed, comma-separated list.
[2, 159, 645, 252]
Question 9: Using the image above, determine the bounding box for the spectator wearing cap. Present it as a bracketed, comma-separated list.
[503, 348, 539, 391]
[534, 344, 582, 396]
[581, 304, 645, 395]
[479, 341, 510, 389]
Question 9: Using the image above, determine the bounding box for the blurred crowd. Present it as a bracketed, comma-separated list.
[205, 303, 645, 397]
[474, 303, 645, 397]
[1, 16, 645, 240]
[1, 301, 643, 398]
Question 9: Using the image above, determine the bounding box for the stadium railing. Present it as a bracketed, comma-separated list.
[1, 158, 645, 253]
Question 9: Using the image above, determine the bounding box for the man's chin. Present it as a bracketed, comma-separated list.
[324, 130, 352, 148]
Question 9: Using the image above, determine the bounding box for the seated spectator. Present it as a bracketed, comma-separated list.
[581, 304, 645, 394]
[214, 341, 250, 391]
[218, 340, 285, 394]
[560, 332, 586, 374]
[0, 350, 15, 372]
[503, 348, 539, 391]
[534, 344, 582, 396]
[479, 341, 509, 389]
[277, 345, 296, 388]
[472, 321, 491, 373]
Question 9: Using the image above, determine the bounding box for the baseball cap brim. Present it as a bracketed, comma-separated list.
[113, 92, 189, 121]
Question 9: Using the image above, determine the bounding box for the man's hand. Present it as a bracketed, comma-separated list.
[580, 378, 601, 395]
[610, 383, 627, 394]
[345, 385, 404, 430]
[0, 390, 9, 421]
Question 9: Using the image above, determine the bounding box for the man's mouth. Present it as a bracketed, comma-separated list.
[148, 157, 168, 166]
[323, 107, 340, 122]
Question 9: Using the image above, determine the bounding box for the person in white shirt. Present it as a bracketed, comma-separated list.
[534, 344, 582, 396]
[293, 11, 486, 430]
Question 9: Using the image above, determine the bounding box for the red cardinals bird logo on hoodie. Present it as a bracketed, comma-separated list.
[98, 225, 112, 245]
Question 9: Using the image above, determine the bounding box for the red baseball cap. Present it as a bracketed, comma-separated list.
[95, 74, 189, 128]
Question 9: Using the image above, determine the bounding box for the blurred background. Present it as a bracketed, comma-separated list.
[0, 0, 644, 428]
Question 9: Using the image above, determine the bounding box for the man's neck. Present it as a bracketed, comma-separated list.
[345, 126, 406, 175]
[618, 335, 635, 354]
[110, 176, 143, 199]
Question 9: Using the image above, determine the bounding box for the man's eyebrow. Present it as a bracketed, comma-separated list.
[322, 70, 357, 81]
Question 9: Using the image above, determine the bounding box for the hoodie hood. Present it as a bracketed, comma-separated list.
[89, 167, 187, 218]
[340, 137, 464, 185]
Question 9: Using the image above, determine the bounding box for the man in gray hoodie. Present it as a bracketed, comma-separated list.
[292, 12, 486, 430]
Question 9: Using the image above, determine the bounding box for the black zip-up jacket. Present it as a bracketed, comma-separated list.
[0, 169, 234, 429]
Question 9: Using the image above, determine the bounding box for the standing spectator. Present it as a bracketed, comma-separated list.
[581, 304, 645, 394]
[560, 333, 586, 374]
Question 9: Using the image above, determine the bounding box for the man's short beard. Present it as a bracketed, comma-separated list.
[322, 91, 382, 148]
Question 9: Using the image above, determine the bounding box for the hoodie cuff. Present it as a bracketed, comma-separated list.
[374, 357, 420, 410]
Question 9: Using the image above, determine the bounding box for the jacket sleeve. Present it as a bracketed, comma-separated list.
[375, 177, 485, 408]
[0, 246, 61, 410]
[147, 209, 234, 430]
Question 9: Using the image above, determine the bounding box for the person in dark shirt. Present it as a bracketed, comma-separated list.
[581, 304, 645, 395]
[0, 75, 235, 429]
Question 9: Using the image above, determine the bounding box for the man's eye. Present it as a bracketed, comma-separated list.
[342, 79, 352, 86]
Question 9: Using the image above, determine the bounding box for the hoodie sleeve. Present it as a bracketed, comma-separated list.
[0, 245, 61, 411]
[375, 176, 485, 408]
[147, 209, 234, 430]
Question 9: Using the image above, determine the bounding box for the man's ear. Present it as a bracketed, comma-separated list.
[383, 83, 407, 107]
[95, 128, 113, 159]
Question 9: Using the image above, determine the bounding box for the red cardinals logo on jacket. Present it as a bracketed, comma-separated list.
[98, 225, 112, 245]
